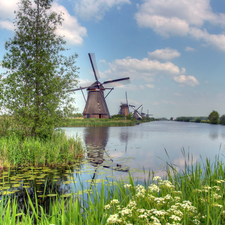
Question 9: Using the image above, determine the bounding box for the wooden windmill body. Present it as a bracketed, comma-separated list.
[68, 53, 130, 119]
[119, 92, 129, 117]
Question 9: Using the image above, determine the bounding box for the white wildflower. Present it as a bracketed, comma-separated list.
[169, 215, 181, 221]
[104, 204, 111, 210]
[124, 184, 132, 188]
[107, 214, 122, 224]
[153, 176, 162, 181]
[110, 199, 120, 204]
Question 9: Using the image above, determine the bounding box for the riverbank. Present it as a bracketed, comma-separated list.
[60, 116, 154, 127]
[1, 154, 225, 224]
[60, 118, 137, 127]
[0, 131, 84, 168]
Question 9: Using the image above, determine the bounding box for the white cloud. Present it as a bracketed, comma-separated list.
[162, 100, 177, 105]
[135, 0, 225, 52]
[0, 0, 18, 20]
[101, 54, 199, 86]
[148, 48, 180, 60]
[173, 75, 199, 86]
[0, 1, 87, 46]
[0, 20, 14, 31]
[146, 84, 155, 88]
[136, 14, 189, 37]
[139, 85, 145, 89]
[185, 46, 196, 52]
[51, 3, 87, 45]
[74, 0, 131, 21]
[189, 27, 225, 52]
[103, 56, 180, 82]
[173, 92, 182, 96]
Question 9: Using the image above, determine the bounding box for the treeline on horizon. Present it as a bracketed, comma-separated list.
[175, 110, 225, 125]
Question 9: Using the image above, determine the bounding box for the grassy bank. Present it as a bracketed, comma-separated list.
[1, 153, 225, 224]
[0, 131, 84, 168]
[60, 118, 137, 127]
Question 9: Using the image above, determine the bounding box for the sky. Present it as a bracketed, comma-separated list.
[1, 0, 225, 118]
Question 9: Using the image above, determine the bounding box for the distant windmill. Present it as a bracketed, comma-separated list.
[67, 53, 130, 118]
[146, 109, 153, 117]
[118, 92, 130, 117]
[141, 107, 146, 117]
[129, 104, 143, 119]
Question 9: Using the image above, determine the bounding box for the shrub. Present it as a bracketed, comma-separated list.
[208, 110, 219, 124]
[220, 114, 225, 125]
[195, 118, 201, 123]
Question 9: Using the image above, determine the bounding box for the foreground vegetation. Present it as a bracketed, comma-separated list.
[1, 153, 225, 224]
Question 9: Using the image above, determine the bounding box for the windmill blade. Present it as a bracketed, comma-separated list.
[126, 92, 128, 105]
[67, 86, 88, 92]
[103, 77, 130, 86]
[129, 104, 135, 109]
[136, 111, 142, 118]
[89, 53, 100, 81]
[136, 104, 143, 111]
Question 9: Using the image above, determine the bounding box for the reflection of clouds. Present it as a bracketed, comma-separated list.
[110, 151, 125, 158]
[221, 133, 225, 140]
[172, 155, 198, 172]
[209, 132, 218, 140]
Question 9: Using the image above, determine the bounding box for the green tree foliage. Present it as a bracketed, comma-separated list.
[1, 0, 79, 138]
[220, 115, 225, 125]
[195, 118, 201, 123]
[208, 110, 219, 124]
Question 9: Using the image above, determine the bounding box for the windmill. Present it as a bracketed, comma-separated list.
[129, 104, 143, 119]
[118, 92, 129, 117]
[146, 109, 153, 117]
[68, 53, 130, 119]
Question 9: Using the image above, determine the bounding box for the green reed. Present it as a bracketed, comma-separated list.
[0, 131, 84, 168]
[61, 118, 136, 127]
[1, 151, 225, 224]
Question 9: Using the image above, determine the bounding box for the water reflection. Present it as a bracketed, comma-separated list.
[84, 127, 129, 173]
[84, 127, 109, 166]
[209, 132, 219, 140]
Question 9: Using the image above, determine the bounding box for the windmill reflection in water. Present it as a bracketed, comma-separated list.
[83, 127, 129, 185]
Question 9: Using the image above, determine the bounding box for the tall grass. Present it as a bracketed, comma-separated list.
[61, 118, 136, 127]
[0, 131, 84, 168]
[1, 152, 225, 224]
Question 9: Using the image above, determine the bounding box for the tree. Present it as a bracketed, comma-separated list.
[195, 118, 201, 123]
[208, 110, 219, 124]
[220, 115, 225, 125]
[1, 0, 79, 138]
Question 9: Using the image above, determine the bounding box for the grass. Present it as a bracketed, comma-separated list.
[60, 118, 137, 127]
[1, 152, 225, 224]
[0, 131, 84, 168]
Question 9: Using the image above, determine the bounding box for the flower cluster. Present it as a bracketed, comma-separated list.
[104, 177, 202, 225]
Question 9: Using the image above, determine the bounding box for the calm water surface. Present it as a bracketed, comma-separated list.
[64, 121, 225, 178]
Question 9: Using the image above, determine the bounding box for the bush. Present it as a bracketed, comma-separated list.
[208, 110, 219, 124]
[195, 118, 201, 123]
[111, 114, 125, 119]
[220, 114, 225, 125]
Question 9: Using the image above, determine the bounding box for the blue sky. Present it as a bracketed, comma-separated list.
[1, 0, 225, 118]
